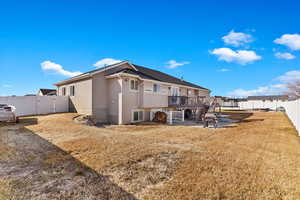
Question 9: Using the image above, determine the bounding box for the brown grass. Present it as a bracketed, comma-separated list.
[1, 111, 300, 199]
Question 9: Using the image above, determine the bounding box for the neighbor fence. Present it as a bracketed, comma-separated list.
[282, 99, 300, 134]
[0, 96, 69, 117]
[238, 99, 300, 135]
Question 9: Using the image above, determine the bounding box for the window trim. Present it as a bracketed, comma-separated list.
[170, 86, 180, 96]
[62, 87, 66, 96]
[129, 79, 139, 92]
[69, 85, 75, 96]
[131, 109, 144, 122]
[153, 83, 160, 93]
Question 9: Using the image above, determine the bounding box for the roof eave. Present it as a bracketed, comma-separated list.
[54, 74, 91, 86]
[53, 61, 133, 86]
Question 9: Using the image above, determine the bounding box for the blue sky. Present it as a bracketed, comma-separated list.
[1, 0, 300, 97]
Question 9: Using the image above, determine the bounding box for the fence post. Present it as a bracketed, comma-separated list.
[296, 99, 300, 135]
[53, 96, 56, 113]
[182, 110, 185, 122]
[169, 111, 173, 125]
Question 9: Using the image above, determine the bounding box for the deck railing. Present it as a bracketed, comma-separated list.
[168, 96, 207, 107]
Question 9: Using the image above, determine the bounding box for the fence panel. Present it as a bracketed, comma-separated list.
[0, 96, 69, 116]
[238, 100, 300, 135]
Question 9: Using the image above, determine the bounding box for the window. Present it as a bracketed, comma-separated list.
[171, 87, 179, 96]
[153, 84, 160, 93]
[70, 86, 75, 96]
[130, 79, 138, 91]
[62, 87, 66, 96]
[132, 110, 144, 122]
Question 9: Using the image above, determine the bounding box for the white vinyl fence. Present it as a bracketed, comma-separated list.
[238, 100, 287, 110]
[238, 99, 300, 135]
[282, 99, 300, 134]
[0, 96, 69, 116]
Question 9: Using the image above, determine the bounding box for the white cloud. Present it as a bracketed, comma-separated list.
[274, 34, 300, 50]
[41, 61, 82, 77]
[275, 52, 296, 60]
[222, 30, 253, 47]
[166, 60, 190, 69]
[93, 58, 122, 68]
[228, 70, 300, 97]
[277, 70, 300, 82]
[217, 68, 230, 72]
[228, 84, 286, 97]
[210, 48, 261, 65]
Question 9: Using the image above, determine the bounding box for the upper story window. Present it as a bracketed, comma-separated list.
[70, 85, 75, 96]
[62, 87, 66, 96]
[153, 84, 160, 93]
[130, 79, 139, 91]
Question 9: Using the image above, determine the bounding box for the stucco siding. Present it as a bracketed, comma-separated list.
[142, 81, 169, 108]
[57, 79, 93, 115]
[107, 78, 122, 124]
[122, 78, 142, 124]
[92, 73, 109, 122]
[198, 89, 210, 96]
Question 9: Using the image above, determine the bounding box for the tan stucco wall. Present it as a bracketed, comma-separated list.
[57, 79, 93, 115]
[198, 89, 210, 96]
[92, 72, 109, 122]
[142, 81, 169, 108]
[121, 77, 145, 124]
[107, 78, 122, 124]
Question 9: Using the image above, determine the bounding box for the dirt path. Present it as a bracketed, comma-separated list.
[1, 112, 300, 199]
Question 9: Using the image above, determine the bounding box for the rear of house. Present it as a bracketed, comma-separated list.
[54, 61, 210, 124]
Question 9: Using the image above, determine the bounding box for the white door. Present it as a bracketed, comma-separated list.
[171, 87, 179, 96]
[170, 87, 179, 105]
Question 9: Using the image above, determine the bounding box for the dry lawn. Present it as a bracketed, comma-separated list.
[1, 111, 300, 199]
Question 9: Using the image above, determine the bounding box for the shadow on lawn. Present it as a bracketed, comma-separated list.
[0, 120, 137, 200]
[242, 119, 264, 123]
[220, 112, 253, 121]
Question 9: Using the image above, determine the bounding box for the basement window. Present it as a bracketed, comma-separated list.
[132, 109, 144, 122]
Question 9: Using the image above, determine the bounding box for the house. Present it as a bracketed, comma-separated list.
[38, 89, 57, 96]
[54, 61, 210, 124]
[239, 95, 289, 110]
[214, 96, 246, 107]
[247, 95, 289, 102]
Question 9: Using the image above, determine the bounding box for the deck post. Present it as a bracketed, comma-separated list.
[182, 109, 184, 122]
[169, 111, 173, 125]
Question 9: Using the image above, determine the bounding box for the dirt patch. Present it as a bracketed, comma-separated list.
[0, 126, 136, 200]
[106, 125, 163, 132]
[102, 151, 180, 199]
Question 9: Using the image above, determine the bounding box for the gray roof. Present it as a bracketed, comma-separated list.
[55, 61, 210, 91]
[247, 95, 289, 101]
[39, 89, 56, 95]
[132, 64, 209, 90]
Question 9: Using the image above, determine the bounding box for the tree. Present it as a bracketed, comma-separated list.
[286, 81, 300, 99]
